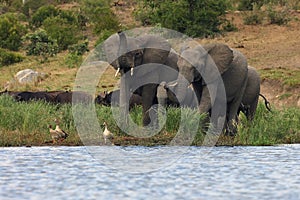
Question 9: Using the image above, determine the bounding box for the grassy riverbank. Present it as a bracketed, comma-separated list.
[0, 95, 299, 147]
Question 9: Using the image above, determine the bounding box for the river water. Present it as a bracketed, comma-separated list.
[0, 145, 299, 200]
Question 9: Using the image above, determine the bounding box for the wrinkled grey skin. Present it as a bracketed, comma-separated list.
[238, 66, 261, 120]
[157, 81, 198, 109]
[175, 43, 248, 135]
[104, 32, 179, 127]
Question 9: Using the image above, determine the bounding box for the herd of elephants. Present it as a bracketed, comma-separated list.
[0, 31, 271, 136]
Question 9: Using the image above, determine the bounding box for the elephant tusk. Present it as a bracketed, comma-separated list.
[167, 81, 178, 87]
[130, 67, 134, 76]
[115, 68, 120, 77]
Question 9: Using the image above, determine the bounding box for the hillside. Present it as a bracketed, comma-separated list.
[0, 1, 299, 108]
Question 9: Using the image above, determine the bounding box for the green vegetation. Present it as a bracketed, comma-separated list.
[0, 95, 299, 147]
[135, 0, 230, 37]
[0, 13, 27, 51]
[0, 48, 23, 67]
[23, 29, 59, 62]
[260, 67, 300, 87]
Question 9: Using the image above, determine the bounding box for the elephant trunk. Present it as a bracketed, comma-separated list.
[119, 72, 130, 128]
[174, 76, 189, 104]
[117, 31, 128, 71]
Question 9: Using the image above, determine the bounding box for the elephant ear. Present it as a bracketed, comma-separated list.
[203, 43, 233, 74]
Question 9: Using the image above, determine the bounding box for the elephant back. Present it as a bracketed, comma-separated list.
[203, 43, 233, 74]
[137, 35, 171, 65]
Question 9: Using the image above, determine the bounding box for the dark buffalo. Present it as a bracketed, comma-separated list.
[55, 91, 94, 104]
[14, 91, 55, 102]
[95, 89, 142, 110]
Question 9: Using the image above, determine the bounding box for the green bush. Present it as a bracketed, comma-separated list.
[23, 29, 59, 62]
[81, 0, 119, 34]
[0, 48, 23, 67]
[0, 13, 27, 51]
[22, 0, 48, 16]
[68, 40, 89, 56]
[134, 0, 229, 37]
[42, 16, 81, 51]
[64, 53, 83, 68]
[30, 5, 59, 28]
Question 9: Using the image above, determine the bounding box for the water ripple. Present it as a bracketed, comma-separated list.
[0, 145, 299, 200]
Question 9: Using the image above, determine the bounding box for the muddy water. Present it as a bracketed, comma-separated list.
[0, 145, 299, 200]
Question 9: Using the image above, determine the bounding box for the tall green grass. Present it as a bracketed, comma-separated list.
[0, 95, 299, 146]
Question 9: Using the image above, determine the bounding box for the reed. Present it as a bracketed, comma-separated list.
[0, 95, 299, 146]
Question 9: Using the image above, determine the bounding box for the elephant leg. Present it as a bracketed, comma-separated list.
[142, 83, 158, 127]
[198, 84, 217, 114]
[248, 95, 259, 120]
[226, 80, 248, 136]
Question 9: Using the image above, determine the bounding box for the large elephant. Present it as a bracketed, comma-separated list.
[174, 43, 248, 135]
[104, 32, 179, 127]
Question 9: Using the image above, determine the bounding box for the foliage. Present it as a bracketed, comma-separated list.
[30, 5, 59, 28]
[0, 48, 23, 67]
[134, 0, 229, 37]
[42, 16, 81, 51]
[95, 29, 116, 46]
[267, 6, 291, 25]
[81, 0, 120, 34]
[68, 40, 89, 56]
[237, 0, 264, 10]
[22, 0, 48, 17]
[64, 53, 82, 68]
[0, 13, 27, 51]
[23, 29, 59, 62]
[243, 10, 264, 25]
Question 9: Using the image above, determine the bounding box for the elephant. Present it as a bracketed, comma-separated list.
[95, 89, 143, 110]
[157, 81, 198, 109]
[238, 66, 272, 120]
[104, 31, 179, 127]
[238, 66, 261, 120]
[174, 43, 248, 135]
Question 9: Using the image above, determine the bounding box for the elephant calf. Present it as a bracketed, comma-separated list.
[95, 89, 142, 110]
[157, 81, 198, 109]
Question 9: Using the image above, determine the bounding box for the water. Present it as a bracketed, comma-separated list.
[0, 145, 300, 200]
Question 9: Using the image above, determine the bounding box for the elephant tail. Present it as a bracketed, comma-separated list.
[259, 94, 271, 112]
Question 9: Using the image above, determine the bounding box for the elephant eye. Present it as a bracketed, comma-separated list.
[135, 51, 142, 57]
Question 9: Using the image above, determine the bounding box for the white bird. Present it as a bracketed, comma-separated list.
[102, 122, 114, 144]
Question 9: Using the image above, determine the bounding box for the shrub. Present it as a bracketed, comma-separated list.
[81, 0, 119, 34]
[30, 5, 59, 28]
[42, 16, 81, 51]
[0, 48, 23, 67]
[237, 0, 264, 11]
[64, 53, 83, 68]
[134, 0, 229, 37]
[23, 29, 59, 62]
[267, 7, 291, 25]
[68, 40, 89, 56]
[22, 0, 48, 17]
[243, 11, 264, 25]
[0, 13, 27, 51]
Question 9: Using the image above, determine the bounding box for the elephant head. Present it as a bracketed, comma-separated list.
[104, 31, 175, 127]
[175, 43, 234, 104]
